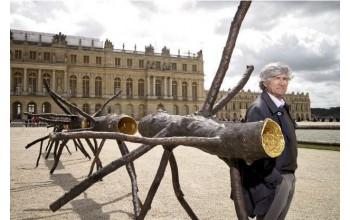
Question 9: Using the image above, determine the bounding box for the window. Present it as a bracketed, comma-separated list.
[138, 79, 145, 97]
[127, 59, 133, 67]
[172, 63, 177, 70]
[30, 51, 36, 60]
[95, 104, 102, 113]
[126, 78, 133, 97]
[95, 76, 102, 97]
[155, 79, 162, 96]
[42, 73, 50, 93]
[139, 60, 144, 68]
[192, 64, 197, 72]
[28, 73, 37, 94]
[14, 72, 22, 94]
[155, 61, 161, 70]
[82, 76, 90, 97]
[173, 105, 179, 115]
[96, 56, 102, 65]
[15, 50, 22, 59]
[70, 54, 77, 63]
[182, 64, 187, 71]
[172, 81, 178, 98]
[114, 77, 121, 95]
[28, 102, 36, 114]
[84, 56, 89, 64]
[13, 102, 22, 119]
[83, 103, 90, 114]
[115, 58, 121, 66]
[69, 75, 77, 97]
[192, 82, 198, 99]
[44, 52, 50, 61]
[183, 105, 189, 115]
[42, 102, 51, 113]
[182, 81, 188, 98]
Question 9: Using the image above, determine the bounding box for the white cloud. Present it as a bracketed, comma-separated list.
[9, 0, 340, 108]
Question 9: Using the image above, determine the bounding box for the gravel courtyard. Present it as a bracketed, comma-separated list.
[10, 127, 339, 220]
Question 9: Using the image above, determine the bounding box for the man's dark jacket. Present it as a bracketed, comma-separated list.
[240, 90, 298, 217]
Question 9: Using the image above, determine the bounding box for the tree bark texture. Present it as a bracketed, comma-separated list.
[138, 110, 284, 164]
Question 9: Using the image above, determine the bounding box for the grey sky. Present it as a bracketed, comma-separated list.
[9, 0, 340, 108]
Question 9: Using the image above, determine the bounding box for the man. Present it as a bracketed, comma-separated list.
[240, 62, 298, 220]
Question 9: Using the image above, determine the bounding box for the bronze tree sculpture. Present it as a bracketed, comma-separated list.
[24, 81, 138, 176]
[46, 1, 284, 219]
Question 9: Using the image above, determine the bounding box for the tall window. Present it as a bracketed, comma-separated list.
[172, 81, 178, 98]
[115, 58, 121, 66]
[84, 55, 89, 64]
[44, 52, 50, 61]
[173, 105, 179, 115]
[155, 61, 161, 69]
[192, 82, 198, 99]
[139, 60, 144, 68]
[28, 102, 36, 114]
[138, 79, 145, 97]
[14, 72, 22, 94]
[182, 81, 188, 98]
[183, 105, 189, 115]
[127, 59, 133, 67]
[182, 64, 187, 71]
[96, 56, 102, 65]
[28, 72, 37, 94]
[42, 73, 50, 93]
[95, 104, 102, 113]
[42, 102, 51, 113]
[70, 54, 77, 63]
[30, 51, 36, 60]
[69, 75, 77, 97]
[95, 76, 102, 97]
[192, 64, 197, 72]
[70, 103, 77, 115]
[172, 63, 177, 70]
[114, 77, 121, 95]
[13, 102, 22, 119]
[82, 76, 90, 97]
[15, 50, 22, 59]
[155, 79, 162, 96]
[83, 103, 90, 114]
[126, 78, 133, 97]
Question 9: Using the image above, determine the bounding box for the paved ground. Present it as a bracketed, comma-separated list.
[10, 127, 339, 219]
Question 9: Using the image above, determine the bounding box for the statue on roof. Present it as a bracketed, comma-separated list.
[161, 46, 170, 56]
[52, 32, 67, 46]
[104, 39, 114, 50]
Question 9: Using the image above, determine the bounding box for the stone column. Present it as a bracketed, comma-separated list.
[169, 78, 173, 96]
[64, 70, 68, 95]
[38, 69, 42, 94]
[188, 79, 192, 100]
[164, 76, 167, 97]
[152, 76, 155, 96]
[23, 68, 27, 93]
[52, 69, 56, 92]
[147, 76, 150, 96]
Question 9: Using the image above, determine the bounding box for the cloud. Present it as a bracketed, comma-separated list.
[9, 0, 340, 108]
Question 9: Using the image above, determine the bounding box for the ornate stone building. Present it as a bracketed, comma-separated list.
[10, 29, 311, 122]
[213, 89, 311, 122]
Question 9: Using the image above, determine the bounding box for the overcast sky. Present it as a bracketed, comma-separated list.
[9, 0, 340, 108]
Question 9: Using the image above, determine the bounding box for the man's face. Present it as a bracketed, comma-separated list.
[265, 73, 289, 100]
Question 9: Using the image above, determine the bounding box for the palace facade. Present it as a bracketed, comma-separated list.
[10, 29, 311, 122]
